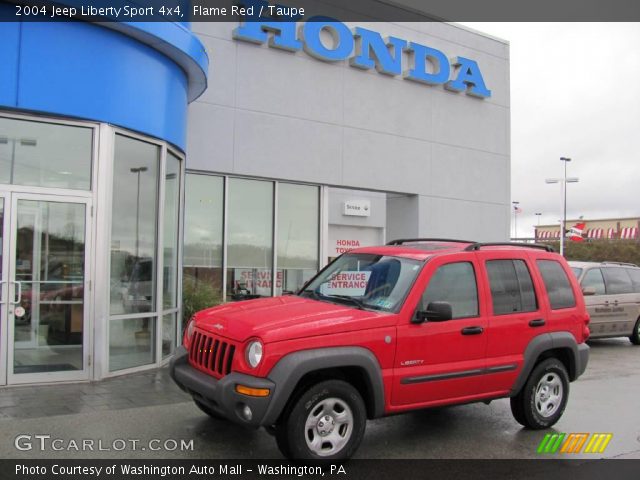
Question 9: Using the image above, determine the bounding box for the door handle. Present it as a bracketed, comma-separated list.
[529, 319, 546, 327]
[10, 281, 22, 304]
[461, 326, 484, 335]
[0, 280, 6, 304]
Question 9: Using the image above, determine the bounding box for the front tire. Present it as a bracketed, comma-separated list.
[510, 358, 569, 429]
[629, 317, 640, 345]
[275, 380, 366, 460]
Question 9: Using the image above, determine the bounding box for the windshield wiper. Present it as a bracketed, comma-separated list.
[322, 294, 367, 310]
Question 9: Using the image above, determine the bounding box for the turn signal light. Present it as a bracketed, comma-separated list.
[235, 385, 270, 397]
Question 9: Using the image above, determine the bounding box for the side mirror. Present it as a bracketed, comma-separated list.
[413, 301, 453, 323]
[582, 286, 596, 296]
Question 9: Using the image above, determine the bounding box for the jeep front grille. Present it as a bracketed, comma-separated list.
[189, 330, 236, 378]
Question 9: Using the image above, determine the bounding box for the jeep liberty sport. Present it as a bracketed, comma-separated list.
[170, 240, 590, 460]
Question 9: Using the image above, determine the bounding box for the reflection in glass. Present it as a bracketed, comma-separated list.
[109, 135, 159, 316]
[226, 178, 273, 300]
[0, 116, 92, 189]
[163, 153, 180, 310]
[13, 200, 85, 374]
[162, 312, 176, 359]
[183, 173, 224, 314]
[109, 317, 156, 371]
[276, 183, 319, 295]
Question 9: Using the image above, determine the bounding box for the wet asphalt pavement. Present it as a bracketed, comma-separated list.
[0, 338, 639, 460]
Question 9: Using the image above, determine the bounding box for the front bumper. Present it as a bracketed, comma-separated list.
[169, 346, 275, 428]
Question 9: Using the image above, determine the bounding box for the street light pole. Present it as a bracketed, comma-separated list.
[546, 158, 578, 257]
[560, 157, 571, 257]
[512, 201, 520, 240]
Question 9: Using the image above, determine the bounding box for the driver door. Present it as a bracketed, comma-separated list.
[392, 254, 488, 407]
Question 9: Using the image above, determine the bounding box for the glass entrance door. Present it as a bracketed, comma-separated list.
[1, 193, 91, 384]
[0, 193, 7, 385]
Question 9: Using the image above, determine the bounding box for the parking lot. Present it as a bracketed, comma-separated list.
[0, 338, 638, 460]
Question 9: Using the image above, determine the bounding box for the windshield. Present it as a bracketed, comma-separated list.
[299, 253, 423, 312]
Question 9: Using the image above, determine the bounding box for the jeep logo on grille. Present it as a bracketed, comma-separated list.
[212, 324, 224, 330]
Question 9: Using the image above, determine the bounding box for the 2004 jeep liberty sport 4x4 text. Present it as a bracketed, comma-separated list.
[170, 239, 590, 460]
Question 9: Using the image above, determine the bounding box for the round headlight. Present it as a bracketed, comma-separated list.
[185, 317, 196, 343]
[246, 340, 263, 369]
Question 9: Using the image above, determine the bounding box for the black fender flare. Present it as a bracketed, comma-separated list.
[510, 332, 588, 396]
[261, 347, 385, 425]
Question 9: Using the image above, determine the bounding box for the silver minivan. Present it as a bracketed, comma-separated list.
[569, 261, 640, 344]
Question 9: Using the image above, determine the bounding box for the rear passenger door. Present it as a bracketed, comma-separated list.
[479, 253, 545, 395]
[601, 267, 636, 336]
[579, 268, 609, 336]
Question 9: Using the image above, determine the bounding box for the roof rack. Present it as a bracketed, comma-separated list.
[602, 261, 638, 267]
[464, 242, 555, 252]
[386, 238, 476, 246]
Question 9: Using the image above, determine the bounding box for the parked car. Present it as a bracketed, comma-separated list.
[569, 261, 640, 344]
[171, 239, 590, 460]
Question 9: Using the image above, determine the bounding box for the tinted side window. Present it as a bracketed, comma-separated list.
[422, 262, 478, 319]
[581, 268, 606, 295]
[602, 267, 633, 294]
[626, 268, 640, 293]
[537, 260, 576, 309]
[486, 259, 538, 315]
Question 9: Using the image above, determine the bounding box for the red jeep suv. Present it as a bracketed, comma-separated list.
[170, 239, 590, 460]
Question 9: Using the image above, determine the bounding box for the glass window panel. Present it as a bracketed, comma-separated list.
[109, 135, 159, 315]
[162, 312, 177, 359]
[513, 260, 538, 312]
[0, 116, 92, 189]
[582, 268, 606, 295]
[109, 317, 156, 371]
[422, 262, 478, 319]
[13, 200, 86, 374]
[276, 183, 319, 295]
[183, 173, 224, 310]
[537, 260, 577, 309]
[227, 178, 273, 299]
[602, 267, 634, 295]
[162, 153, 180, 310]
[487, 260, 523, 315]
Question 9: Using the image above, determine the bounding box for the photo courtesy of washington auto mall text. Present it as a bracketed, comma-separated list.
[2, 0, 640, 479]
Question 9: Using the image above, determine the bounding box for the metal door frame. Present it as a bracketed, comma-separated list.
[4, 191, 92, 385]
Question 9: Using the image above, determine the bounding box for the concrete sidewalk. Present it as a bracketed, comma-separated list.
[0, 367, 187, 419]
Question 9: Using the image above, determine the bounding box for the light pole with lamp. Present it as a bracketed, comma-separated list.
[130, 166, 148, 260]
[512, 201, 520, 240]
[546, 157, 579, 256]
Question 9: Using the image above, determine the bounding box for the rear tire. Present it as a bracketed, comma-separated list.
[275, 380, 366, 460]
[510, 358, 569, 429]
[629, 318, 640, 345]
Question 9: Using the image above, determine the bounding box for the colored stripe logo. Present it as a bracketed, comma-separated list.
[537, 433, 612, 454]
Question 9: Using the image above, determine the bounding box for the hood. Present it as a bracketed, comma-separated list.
[193, 295, 394, 343]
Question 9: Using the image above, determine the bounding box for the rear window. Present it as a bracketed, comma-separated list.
[486, 259, 538, 315]
[536, 260, 576, 309]
[570, 267, 582, 278]
[602, 267, 633, 294]
[626, 268, 640, 293]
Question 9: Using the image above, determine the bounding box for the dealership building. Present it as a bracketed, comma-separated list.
[0, 6, 510, 385]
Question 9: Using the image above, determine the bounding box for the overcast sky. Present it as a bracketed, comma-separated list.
[461, 23, 640, 237]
